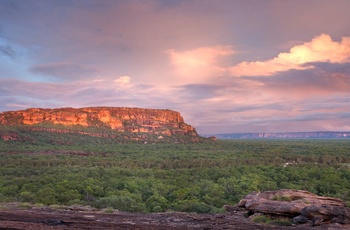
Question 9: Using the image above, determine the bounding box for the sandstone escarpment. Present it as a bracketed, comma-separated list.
[0, 107, 198, 138]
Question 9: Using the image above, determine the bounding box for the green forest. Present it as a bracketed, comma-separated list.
[1, 129, 350, 213]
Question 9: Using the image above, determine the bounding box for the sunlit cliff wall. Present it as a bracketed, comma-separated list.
[0, 107, 198, 137]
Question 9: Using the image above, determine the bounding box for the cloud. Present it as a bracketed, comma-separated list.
[114, 75, 131, 85]
[322, 124, 350, 132]
[249, 62, 350, 98]
[166, 46, 234, 83]
[5, 103, 29, 109]
[92, 78, 105, 83]
[1, 1, 350, 134]
[0, 78, 73, 99]
[0, 77, 176, 113]
[176, 84, 222, 100]
[0, 44, 16, 58]
[230, 34, 350, 76]
[30, 62, 100, 80]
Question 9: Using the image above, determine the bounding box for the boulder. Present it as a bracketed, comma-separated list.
[237, 189, 350, 226]
[292, 215, 308, 224]
[301, 205, 350, 224]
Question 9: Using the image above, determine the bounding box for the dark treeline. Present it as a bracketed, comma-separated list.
[1, 138, 350, 213]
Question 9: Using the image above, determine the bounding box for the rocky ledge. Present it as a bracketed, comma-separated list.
[233, 189, 350, 227]
[0, 107, 199, 141]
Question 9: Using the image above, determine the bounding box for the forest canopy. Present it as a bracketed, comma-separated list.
[1, 136, 350, 213]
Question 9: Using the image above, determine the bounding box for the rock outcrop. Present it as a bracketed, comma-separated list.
[0, 131, 20, 141]
[0, 107, 198, 138]
[237, 189, 350, 226]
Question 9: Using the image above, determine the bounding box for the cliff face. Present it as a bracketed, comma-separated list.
[0, 107, 198, 137]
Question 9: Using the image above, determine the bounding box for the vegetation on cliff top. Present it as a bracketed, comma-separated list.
[0, 124, 202, 145]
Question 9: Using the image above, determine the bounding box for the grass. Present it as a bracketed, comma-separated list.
[104, 207, 114, 213]
[252, 214, 292, 226]
[19, 202, 33, 209]
[49, 204, 66, 209]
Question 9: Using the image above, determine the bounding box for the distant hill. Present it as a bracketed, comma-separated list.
[214, 131, 350, 139]
[0, 107, 201, 143]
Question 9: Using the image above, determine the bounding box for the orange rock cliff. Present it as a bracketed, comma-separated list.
[0, 107, 198, 137]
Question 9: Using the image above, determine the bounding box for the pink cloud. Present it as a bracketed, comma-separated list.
[230, 34, 350, 76]
[166, 46, 234, 83]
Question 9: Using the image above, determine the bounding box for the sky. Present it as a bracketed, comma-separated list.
[1, 0, 350, 134]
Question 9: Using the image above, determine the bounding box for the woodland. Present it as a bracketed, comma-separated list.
[1, 128, 350, 213]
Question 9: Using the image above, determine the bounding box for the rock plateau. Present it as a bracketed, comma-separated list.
[0, 107, 199, 142]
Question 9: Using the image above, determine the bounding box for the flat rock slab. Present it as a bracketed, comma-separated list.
[238, 189, 350, 226]
[1, 202, 349, 229]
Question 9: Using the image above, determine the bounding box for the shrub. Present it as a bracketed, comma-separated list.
[252, 214, 270, 223]
[104, 207, 114, 213]
[19, 202, 33, 209]
[269, 219, 293, 226]
[146, 195, 169, 212]
[252, 214, 292, 226]
[174, 200, 217, 213]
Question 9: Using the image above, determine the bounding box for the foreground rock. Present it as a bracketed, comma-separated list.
[1, 196, 349, 230]
[237, 189, 350, 227]
[0, 203, 340, 230]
